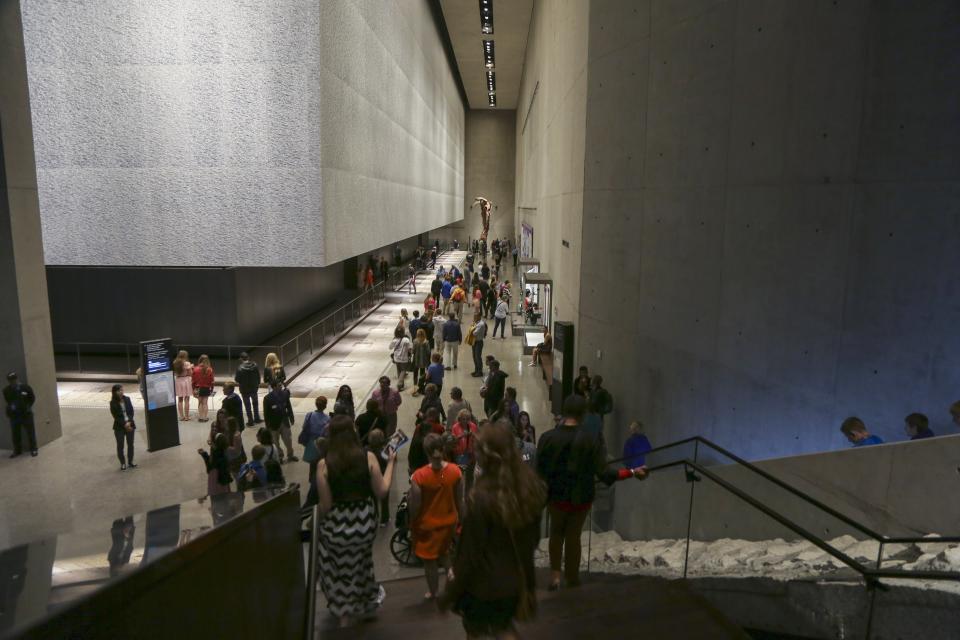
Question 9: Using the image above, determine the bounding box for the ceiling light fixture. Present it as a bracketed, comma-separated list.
[483, 39, 495, 69]
[478, 0, 494, 35]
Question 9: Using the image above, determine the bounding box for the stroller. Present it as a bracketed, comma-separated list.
[389, 492, 419, 566]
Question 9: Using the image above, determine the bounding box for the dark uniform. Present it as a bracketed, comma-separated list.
[4, 378, 37, 457]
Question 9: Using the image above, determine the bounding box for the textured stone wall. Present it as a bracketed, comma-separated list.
[23, 0, 464, 268]
[318, 0, 465, 265]
[22, 0, 323, 267]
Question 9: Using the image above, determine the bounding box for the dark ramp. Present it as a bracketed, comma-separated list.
[317, 571, 748, 639]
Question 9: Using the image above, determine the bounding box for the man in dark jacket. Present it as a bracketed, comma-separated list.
[4, 372, 37, 458]
[234, 352, 262, 426]
[536, 395, 647, 589]
[441, 312, 463, 370]
[482, 360, 508, 418]
[221, 381, 244, 429]
[430, 275, 443, 301]
[263, 381, 298, 463]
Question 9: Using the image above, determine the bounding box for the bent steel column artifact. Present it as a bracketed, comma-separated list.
[471, 196, 496, 242]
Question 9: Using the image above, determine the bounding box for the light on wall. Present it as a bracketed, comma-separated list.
[479, 0, 493, 34]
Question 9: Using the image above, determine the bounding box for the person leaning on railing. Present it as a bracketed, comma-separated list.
[535, 395, 648, 591]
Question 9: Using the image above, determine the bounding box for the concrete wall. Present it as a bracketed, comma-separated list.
[612, 434, 960, 542]
[513, 0, 590, 325]
[439, 110, 516, 245]
[0, 0, 60, 448]
[319, 0, 465, 265]
[569, 0, 960, 461]
[22, 0, 464, 268]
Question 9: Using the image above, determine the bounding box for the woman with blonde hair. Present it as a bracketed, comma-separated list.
[440, 421, 546, 637]
[172, 350, 194, 421]
[191, 354, 214, 422]
[263, 352, 287, 388]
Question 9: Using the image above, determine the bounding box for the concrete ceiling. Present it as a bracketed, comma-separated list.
[439, 0, 532, 110]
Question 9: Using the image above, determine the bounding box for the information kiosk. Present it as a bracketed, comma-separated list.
[139, 338, 181, 451]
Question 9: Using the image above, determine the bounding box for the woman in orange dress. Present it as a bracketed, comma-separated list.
[409, 433, 464, 600]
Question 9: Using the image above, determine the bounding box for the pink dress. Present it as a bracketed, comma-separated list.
[175, 363, 194, 398]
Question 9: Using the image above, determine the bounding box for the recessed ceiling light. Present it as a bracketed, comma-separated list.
[478, 0, 494, 35]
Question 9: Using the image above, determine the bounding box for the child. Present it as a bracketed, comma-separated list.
[237, 444, 268, 490]
[367, 429, 390, 526]
[424, 352, 445, 396]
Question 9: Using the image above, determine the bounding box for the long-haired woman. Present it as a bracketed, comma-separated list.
[316, 415, 397, 627]
[440, 421, 546, 638]
[173, 350, 193, 421]
[191, 354, 214, 422]
[263, 352, 287, 388]
[333, 385, 355, 419]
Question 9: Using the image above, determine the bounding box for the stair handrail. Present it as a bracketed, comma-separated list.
[606, 435, 960, 544]
[646, 458, 960, 582]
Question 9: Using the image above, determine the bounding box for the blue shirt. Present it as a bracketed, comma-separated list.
[911, 429, 935, 440]
[623, 433, 652, 468]
[441, 281, 453, 299]
[426, 362, 445, 386]
[853, 434, 884, 447]
[238, 460, 267, 486]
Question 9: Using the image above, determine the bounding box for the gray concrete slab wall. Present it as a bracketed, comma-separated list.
[440, 110, 516, 246]
[513, 0, 590, 325]
[612, 434, 960, 542]
[0, 0, 61, 448]
[569, 0, 960, 466]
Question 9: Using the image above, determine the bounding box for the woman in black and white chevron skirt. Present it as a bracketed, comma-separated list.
[317, 415, 398, 627]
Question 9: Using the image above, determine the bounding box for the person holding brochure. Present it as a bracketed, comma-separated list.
[316, 416, 398, 627]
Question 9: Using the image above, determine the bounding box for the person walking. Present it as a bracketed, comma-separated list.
[469, 314, 487, 377]
[198, 433, 232, 496]
[389, 326, 413, 391]
[442, 312, 463, 370]
[406, 264, 417, 293]
[316, 416, 398, 628]
[589, 375, 613, 425]
[536, 395, 648, 590]
[4, 372, 37, 458]
[263, 381, 298, 462]
[234, 352, 262, 426]
[172, 351, 194, 421]
[409, 433, 464, 600]
[263, 352, 287, 388]
[439, 422, 545, 637]
[493, 295, 509, 339]
[411, 328, 431, 396]
[432, 311, 446, 356]
[446, 387, 473, 430]
[109, 384, 137, 471]
[221, 381, 244, 429]
[355, 399, 387, 444]
[372, 376, 402, 436]
[332, 385, 355, 419]
[451, 281, 467, 322]
[441, 276, 453, 316]
[482, 360, 508, 418]
[622, 421, 652, 468]
[300, 396, 331, 506]
[191, 355, 214, 422]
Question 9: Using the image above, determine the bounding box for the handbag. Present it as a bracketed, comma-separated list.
[508, 528, 536, 621]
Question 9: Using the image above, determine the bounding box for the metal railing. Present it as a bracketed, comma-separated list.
[52, 273, 408, 377]
[593, 436, 960, 639]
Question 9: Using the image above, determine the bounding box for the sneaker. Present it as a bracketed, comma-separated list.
[128, 463, 138, 469]
[288, 455, 299, 462]
[30, 450, 38, 457]
[120, 463, 126, 471]
[444, 366, 451, 371]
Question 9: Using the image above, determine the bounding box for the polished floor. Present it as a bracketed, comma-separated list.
[0, 258, 556, 586]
